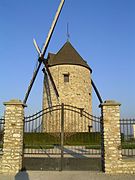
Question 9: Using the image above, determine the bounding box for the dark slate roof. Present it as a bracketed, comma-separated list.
[47, 41, 92, 72]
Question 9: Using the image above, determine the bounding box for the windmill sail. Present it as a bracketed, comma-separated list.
[43, 69, 52, 110]
[91, 79, 103, 104]
[43, 60, 59, 99]
[23, 0, 65, 104]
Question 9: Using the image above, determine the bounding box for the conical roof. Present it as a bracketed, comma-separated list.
[47, 41, 92, 72]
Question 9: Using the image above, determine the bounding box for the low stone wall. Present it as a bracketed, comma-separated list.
[100, 100, 135, 174]
[120, 160, 135, 173]
[105, 159, 135, 174]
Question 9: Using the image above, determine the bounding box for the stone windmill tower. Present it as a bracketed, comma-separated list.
[43, 41, 92, 111]
[42, 41, 92, 132]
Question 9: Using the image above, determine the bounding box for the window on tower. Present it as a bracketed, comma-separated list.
[63, 73, 69, 83]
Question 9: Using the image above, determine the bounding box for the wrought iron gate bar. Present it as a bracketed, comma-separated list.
[25, 106, 61, 122]
[64, 105, 100, 119]
[24, 104, 101, 161]
[64, 108, 100, 124]
[23, 104, 102, 170]
[24, 105, 100, 123]
[0, 117, 5, 153]
[120, 119, 135, 156]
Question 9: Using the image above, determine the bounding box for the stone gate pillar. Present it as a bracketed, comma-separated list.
[1, 99, 26, 174]
[100, 100, 122, 174]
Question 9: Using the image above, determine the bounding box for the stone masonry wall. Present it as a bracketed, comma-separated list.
[0, 99, 25, 174]
[42, 65, 92, 132]
[100, 100, 122, 173]
[101, 100, 135, 174]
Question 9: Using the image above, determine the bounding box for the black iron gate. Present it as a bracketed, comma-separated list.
[23, 104, 101, 171]
[0, 117, 4, 155]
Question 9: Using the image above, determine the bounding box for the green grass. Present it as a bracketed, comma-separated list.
[2, 132, 135, 150]
[24, 132, 101, 147]
[64, 132, 101, 145]
[122, 143, 135, 149]
[24, 144, 54, 149]
[24, 132, 60, 146]
[85, 145, 101, 149]
[24, 132, 129, 147]
[85, 143, 135, 149]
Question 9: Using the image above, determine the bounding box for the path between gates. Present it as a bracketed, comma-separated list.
[0, 171, 135, 180]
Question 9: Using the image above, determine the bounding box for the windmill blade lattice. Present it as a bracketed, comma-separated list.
[23, 0, 65, 105]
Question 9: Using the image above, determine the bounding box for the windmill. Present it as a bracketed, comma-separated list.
[23, 0, 103, 109]
[23, 0, 65, 109]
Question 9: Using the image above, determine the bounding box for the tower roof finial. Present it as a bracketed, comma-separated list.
[67, 23, 70, 42]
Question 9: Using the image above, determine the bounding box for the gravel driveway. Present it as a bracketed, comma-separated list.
[0, 171, 135, 180]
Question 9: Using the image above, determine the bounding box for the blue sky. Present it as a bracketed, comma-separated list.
[0, 0, 135, 118]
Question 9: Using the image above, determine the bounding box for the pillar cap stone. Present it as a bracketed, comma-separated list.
[99, 100, 121, 107]
[3, 99, 27, 107]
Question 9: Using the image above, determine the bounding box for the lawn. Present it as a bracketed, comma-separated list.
[24, 132, 135, 150]
[1, 132, 135, 150]
[24, 132, 101, 147]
